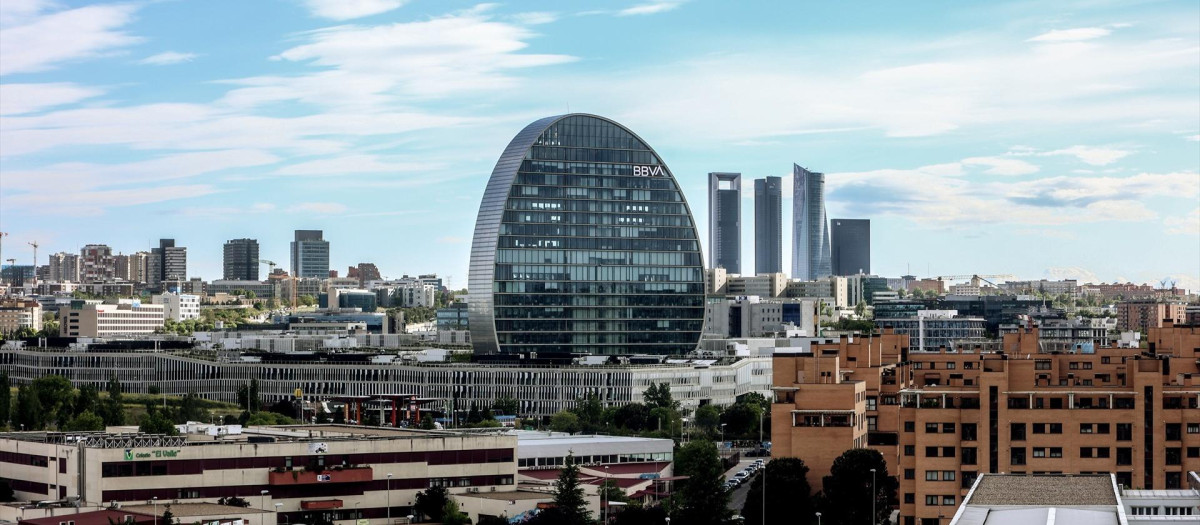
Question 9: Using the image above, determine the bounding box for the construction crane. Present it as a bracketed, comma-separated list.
[256, 259, 278, 274]
[0, 232, 7, 275]
[27, 241, 39, 286]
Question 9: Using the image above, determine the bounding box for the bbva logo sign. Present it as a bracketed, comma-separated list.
[632, 165, 666, 177]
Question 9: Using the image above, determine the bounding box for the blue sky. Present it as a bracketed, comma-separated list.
[1, 0, 1197, 290]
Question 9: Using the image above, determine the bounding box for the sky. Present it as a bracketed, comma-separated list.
[1, 0, 1197, 291]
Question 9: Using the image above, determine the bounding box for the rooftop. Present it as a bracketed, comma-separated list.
[968, 474, 1117, 506]
[0, 424, 492, 448]
[120, 503, 268, 517]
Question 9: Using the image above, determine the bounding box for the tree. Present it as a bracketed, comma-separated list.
[855, 300, 868, 318]
[550, 455, 591, 524]
[102, 375, 125, 426]
[298, 295, 317, 307]
[492, 396, 519, 416]
[313, 410, 330, 424]
[549, 411, 581, 434]
[643, 382, 679, 411]
[177, 392, 206, 423]
[720, 401, 761, 439]
[440, 500, 471, 525]
[467, 402, 482, 424]
[609, 403, 651, 432]
[249, 379, 260, 412]
[14, 385, 43, 430]
[161, 505, 176, 525]
[218, 497, 250, 508]
[139, 406, 179, 435]
[414, 486, 450, 522]
[742, 458, 814, 525]
[571, 394, 604, 434]
[671, 440, 730, 525]
[0, 371, 11, 428]
[148, 385, 161, 395]
[419, 413, 436, 430]
[819, 449, 898, 525]
[74, 384, 100, 416]
[694, 404, 721, 435]
[32, 375, 75, 429]
[63, 410, 105, 431]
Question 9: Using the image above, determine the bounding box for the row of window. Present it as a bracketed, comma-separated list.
[496, 249, 701, 266]
[499, 236, 701, 252]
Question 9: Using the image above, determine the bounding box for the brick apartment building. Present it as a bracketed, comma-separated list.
[1117, 299, 1187, 333]
[772, 321, 1200, 525]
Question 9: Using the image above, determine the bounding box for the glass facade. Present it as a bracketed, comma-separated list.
[469, 114, 706, 356]
[792, 164, 831, 280]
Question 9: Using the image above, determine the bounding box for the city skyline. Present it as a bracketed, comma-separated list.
[1, 1, 1197, 289]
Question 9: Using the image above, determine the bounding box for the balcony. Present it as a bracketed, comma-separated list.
[268, 466, 373, 485]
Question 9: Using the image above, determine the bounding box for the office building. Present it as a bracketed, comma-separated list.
[47, 252, 81, 282]
[792, 164, 831, 280]
[467, 114, 706, 357]
[998, 316, 1116, 351]
[291, 230, 330, 279]
[0, 425, 518, 525]
[830, 218, 870, 276]
[1117, 299, 1186, 333]
[726, 272, 788, 298]
[148, 239, 187, 290]
[875, 309, 987, 351]
[207, 280, 279, 299]
[1, 347, 770, 419]
[395, 283, 437, 308]
[79, 244, 116, 281]
[771, 322, 1200, 525]
[151, 292, 201, 321]
[708, 172, 742, 273]
[703, 296, 817, 338]
[124, 251, 151, 284]
[0, 299, 42, 333]
[437, 302, 469, 330]
[223, 238, 260, 281]
[348, 263, 382, 285]
[754, 176, 783, 274]
[320, 289, 378, 312]
[59, 300, 165, 337]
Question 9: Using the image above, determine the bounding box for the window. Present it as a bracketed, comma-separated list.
[926, 471, 939, 481]
[905, 421, 915, 432]
[1050, 447, 1062, 458]
[868, 416, 878, 431]
[1117, 448, 1133, 465]
[942, 496, 955, 506]
[1011, 423, 1026, 441]
[926, 423, 940, 433]
[1035, 360, 1051, 370]
[1011, 448, 1027, 465]
[1032, 423, 1046, 434]
[905, 493, 915, 504]
[1165, 505, 1192, 515]
[925, 446, 939, 458]
[946, 362, 956, 369]
[1081, 447, 1092, 458]
[1188, 447, 1199, 458]
[1166, 423, 1181, 441]
[1166, 448, 1181, 465]
[1117, 423, 1132, 441]
[942, 471, 955, 481]
[904, 445, 915, 456]
[962, 447, 977, 465]
[1188, 423, 1199, 434]
[1166, 472, 1181, 489]
[942, 447, 955, 458]
[866, 396, 877, 411]
[942, 423, 956, 433]
[962, 423, 977, 441]
[905, 469, 915, 480]
[1096, 423, 1110, 434]
[1033, 448, 1046, 458]
[1130, 507, 1159, 516]
[1080, 423, 1094, 434]
[925, 495, 938, 506]
[962, 471, 978, 489]
[1050, 398, 1063, 409]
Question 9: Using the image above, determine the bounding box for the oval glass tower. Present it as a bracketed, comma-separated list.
[469, 114, 706, 357]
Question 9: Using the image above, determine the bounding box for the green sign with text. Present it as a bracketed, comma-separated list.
[123, 449, 181, 460]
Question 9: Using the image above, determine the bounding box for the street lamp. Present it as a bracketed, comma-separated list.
[869, 468, 877, 525]
[720, 423, 727, 457]
[274, 503, 284, 525]
[759, 409, 766, 525]
[406, 515, 414, 525]
[261, 490, 270, 525]
[387, 473, 393, 525]
[815, 511, 822, 525]
[603, 465, 610, 524]
[151, 497, 158, 525]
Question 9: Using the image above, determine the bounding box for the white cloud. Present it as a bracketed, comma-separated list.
[301, 0, 406, 20]
[962, 156, 1040, 176]
[1028, 27, 1112, 43]
[509, 12, 558, 25]
[14, 184, 220, 212]
[0, 82, 102, 115]
[618, 1, 686, 16]
[0, 3, 142, 75]
[294, 202, 348, 214]
[139, 51, 198, 66]
[1, 149, 281, 192]
[1165, 208, 1200, 235]
[1038, 145, 1132, 166]
[1186, 134, 1200, 142]
[274, 155, 441, 176]
[1044, 266, 1101, 283]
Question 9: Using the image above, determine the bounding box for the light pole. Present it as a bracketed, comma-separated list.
[151, 497, 158, 525]
[816, 511, 822, 525]
[869, 468, 876, 525]
[759, 410, 765, 525]
[261, 490, 270, 525]
[720, 423, 727, 457]
[386, 473, 393, 525]
[406, 515, 414, 525]
[274, 503, 283, 525]
[602, 465, 610, 524]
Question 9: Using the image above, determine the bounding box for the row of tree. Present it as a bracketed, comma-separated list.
[1, 372, 127, 431]
[547, 384, 770, 442]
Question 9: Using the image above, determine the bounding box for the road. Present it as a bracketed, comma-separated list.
[722, 458, 760, 515]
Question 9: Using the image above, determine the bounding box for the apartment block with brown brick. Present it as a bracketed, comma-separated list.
[772, 322, 1200, 525]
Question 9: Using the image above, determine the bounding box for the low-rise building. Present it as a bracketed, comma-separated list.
[950, 472, 1200, 525]
[59, 300, 165, 337]
[726, 273, 787, 298]
[1117, 299, 1186, 333]
[152, 292, 201, 321]
[0, 299, 42, 334]
[876, 310, 986, 352]
[0, 425, 517, 525]
[704, 296, 817, 338]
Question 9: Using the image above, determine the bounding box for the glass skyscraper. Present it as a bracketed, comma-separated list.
[291, 230, 330, 279]
[792, 164, 831, 280]
[831, 218, 870, 276]
[708, 172, 742, 274]
[754, 176, 783, 274]
[469, 114, 706, 357]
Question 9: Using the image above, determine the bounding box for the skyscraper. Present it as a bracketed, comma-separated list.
[469, 114, 706, 357]
[708, 172, 742, 273]
[291, 230, 329, 279]
[792, 164, 831, 280]
[47, 252, 80, 283]
[79, 244, 115, 282]
[831, 218, 870, 276]
[148, 239, 187, 290]
[223, 238, 260, 281]
[754, 176, 783, 274]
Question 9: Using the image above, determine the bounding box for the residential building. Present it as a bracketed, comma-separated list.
[792, 164, 831, 281]
[708, 172, 742, 273]
[148, 239, 187, 290]
[0, 265, 35, 286]
[395, 283, 436, 308]
[80, 244, 116, 281]
[291, 230, 330, 279]
[126, 251, 151, 284]
[347, 263, 382, 285]
[998, 316, 1116, 351]
[726, 272, 788, 298]
[467, 114, 705, 357]
[58, 300, 165, 337]
[0, 425, 519, 525]
[999, 279, 1080, 299]
[77, 282, 135, 297]
[437, 302, 469, 330]
[707, 267, 729, 295]
[754, 176, 783, 275]
[830, 218, 870, 276]
[0, 299, 42, 333]
[1117, 299, 1187, 333]
[876, 309, 987, 352]
[786, 276, 853, 308]
[772, 322, 1200, 525]
[151, 292, 201, 321]
[47, 252, 81, 282]
[223, 238, 260, 281]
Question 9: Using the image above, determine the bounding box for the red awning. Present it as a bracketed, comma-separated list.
[301, 499, 344, 510]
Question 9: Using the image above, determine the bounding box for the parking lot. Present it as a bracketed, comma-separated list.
[722, 457, 767, 513]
